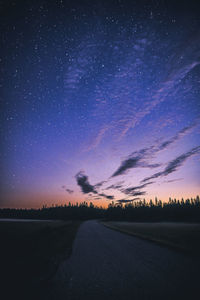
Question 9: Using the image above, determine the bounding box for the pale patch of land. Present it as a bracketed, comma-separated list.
[102, 221, 200, 254]
[0, 218, 55, 222]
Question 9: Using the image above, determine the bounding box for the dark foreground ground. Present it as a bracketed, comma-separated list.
[47, 220, 200, 300]
[1, 219, 200, 300]
[0, 219, 81, 300]
[103, 221, 200, 254]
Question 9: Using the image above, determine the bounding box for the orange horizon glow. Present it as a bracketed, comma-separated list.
[1, 190, 200, 210]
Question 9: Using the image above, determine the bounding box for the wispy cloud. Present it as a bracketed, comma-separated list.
[121, 182, 154, 196]
[105, 181, 124, 190]
[88, 33, 200, 148]
[128, 191, 146, 196]
[75, 144, 199, 202]
[116, 198, 141, 204]
[75, 171, 114, 200]
[142, 146, 200, 183]
[158, 121, 199, 151]
[77, 123, 199, 202]
[99, 193, 114, 200]
[111, 145, 160, 177]
[86, 125, 111, 151]
[111, 122, 198, 178]
[66, 188, 74, 194]
[94, 180, 107, 189]
[61, 186, 74, 194]
[163, 178, 183, 184]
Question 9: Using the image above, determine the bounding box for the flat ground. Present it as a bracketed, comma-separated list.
[0, 219, 81, 300]
[103, 221, 200, 253]
[48, 220, 200, 300]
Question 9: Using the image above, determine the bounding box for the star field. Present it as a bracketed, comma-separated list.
[1, 0, 200, 208]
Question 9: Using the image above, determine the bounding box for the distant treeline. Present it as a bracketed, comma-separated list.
[0, 196, 200, 222]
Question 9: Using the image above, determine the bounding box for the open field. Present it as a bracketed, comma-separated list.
[102, 221, 200, 254]
[0, 219, 81, 300]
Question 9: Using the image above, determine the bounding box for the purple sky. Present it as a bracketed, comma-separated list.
[1, 0, 200, 208]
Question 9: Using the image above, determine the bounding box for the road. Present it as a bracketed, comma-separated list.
[48, 220, 200, 300]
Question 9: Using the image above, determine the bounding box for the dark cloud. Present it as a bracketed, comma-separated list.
[111, 122, 198, 178]
[62, 185, 74, 194]
[163, 146, 200, 175]
[75, 171, 114, 200]
[121, 181, 154, 196]
[106, 195, 114, 200]
[116, 199, 134, 203]
[76, 139, 199, 201]
[99, 193, 114, 200]
[131, 191, 146, 196]
[116, 198, 141, 203]
[159, 122, 198, 151]
[112, 156, 142, 177]
[94, 180, 107, 189]
[75, 171, 97, 194]
[105, 181, 124, 190]
[142, 146, 200, 183]
[163, 178, 183, 184]
[111, 149, 160, 177]
[142, 172, 162, 183]
[66, 188, 74, 194]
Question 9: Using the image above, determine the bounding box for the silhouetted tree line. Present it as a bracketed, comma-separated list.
[0, 196, 200, 222]
[0, 202, 104, 221]
[106, 196, 200, 222]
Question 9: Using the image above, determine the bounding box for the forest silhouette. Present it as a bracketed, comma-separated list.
[1, 196, 200, 222]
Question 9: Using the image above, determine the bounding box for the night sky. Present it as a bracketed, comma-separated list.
[1, 0, 200, 208]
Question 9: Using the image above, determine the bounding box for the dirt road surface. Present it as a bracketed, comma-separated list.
[48, 220, 199, 300]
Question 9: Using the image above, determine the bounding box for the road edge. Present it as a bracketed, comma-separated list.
[100, 221, 193, 256]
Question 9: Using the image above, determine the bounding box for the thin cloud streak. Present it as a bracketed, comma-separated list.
[116, 197, 141, 204]
[111, 149, 160, 177]
[121, 182, 154, 195]
[111, 122, 199, 178]
[105, 182, 124, 190]
[142, 146, 200, 183]
[89, 35, 200, 149]
[66, 189, 74, 194]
